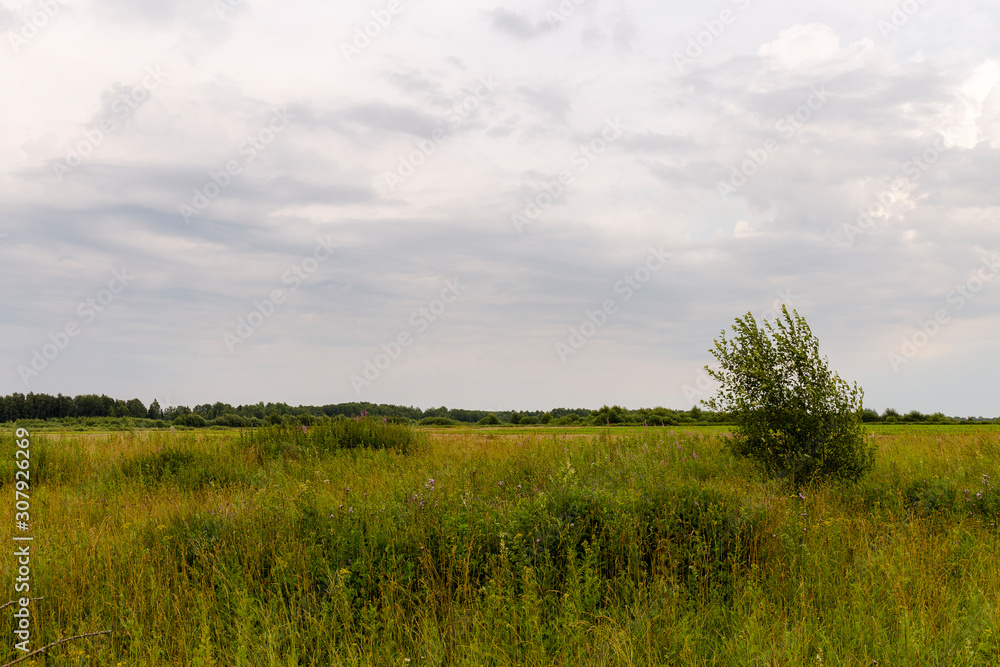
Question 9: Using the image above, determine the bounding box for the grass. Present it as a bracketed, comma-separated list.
[1, 422, 998, 665]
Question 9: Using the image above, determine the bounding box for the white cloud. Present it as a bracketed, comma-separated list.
[0, 1, 998, 415]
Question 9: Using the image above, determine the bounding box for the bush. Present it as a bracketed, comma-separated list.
[211, 414, 248, 428]
[478, 414, 500, 425]
[119, 447, 248, 490]
[240, 415, 424, 460]
[174, 413, 207, 428]
[704, 306, 874, 486]
[418, 417, 459, 426]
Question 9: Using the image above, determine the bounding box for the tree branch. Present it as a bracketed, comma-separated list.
[1, 629, 111, 667]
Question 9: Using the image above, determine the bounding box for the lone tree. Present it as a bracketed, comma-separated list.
[704, 306, 874, 486]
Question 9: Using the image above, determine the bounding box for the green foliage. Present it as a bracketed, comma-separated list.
[2, 426, 1000, 664]
[418, 416, 459, 426]
[119, 447, 248, 490]
[704, 306, 874, 486]
[478, 413, 501, 425]
[240, 414, 424, 461]
[211, 413, 251, 428]
[590, 405, 626, 424]
[175, 413, 208, 428]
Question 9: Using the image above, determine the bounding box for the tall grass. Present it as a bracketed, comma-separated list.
[1, 425, 998, 665]
[239, 415, 426, 463]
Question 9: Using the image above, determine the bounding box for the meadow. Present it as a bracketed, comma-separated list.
[1, 421, 998, 665]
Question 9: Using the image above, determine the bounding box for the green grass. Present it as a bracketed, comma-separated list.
[1, 424, 999, 665]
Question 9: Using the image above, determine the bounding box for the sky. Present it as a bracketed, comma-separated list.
[1, 0, 998, 416]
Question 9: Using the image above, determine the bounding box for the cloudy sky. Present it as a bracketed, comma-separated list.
[2, 0, 998, 415]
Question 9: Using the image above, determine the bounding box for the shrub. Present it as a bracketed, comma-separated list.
[211, 414, 248, 428]
[418, 417, 459, 426]
[240, 414, 424, 460]
[174, 413, 207, 428]
[478, 414, 501, 425]
[704, 306, 874, 486]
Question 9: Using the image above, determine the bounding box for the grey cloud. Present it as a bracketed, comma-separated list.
[341, 103, 443, 137]
[518, 86, 571, 123]
[488, 8, 556, 40]
[90, 82, 154, 130]
[94, 0, 218, 23]
[618, 132, 696, 154]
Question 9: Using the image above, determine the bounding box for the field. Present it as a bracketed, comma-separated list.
[2, 422, 999, 665]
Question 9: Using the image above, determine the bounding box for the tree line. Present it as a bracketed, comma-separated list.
[0, 392, 993, 428]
